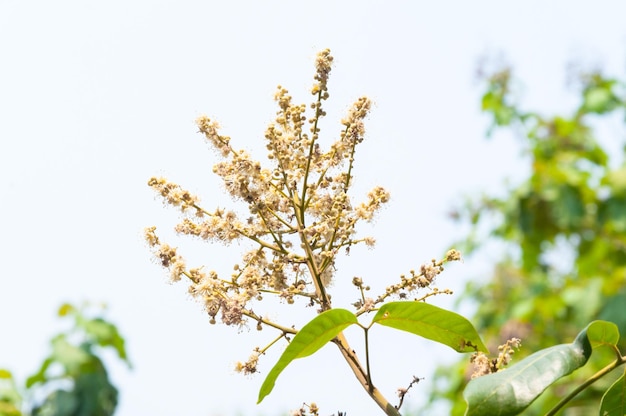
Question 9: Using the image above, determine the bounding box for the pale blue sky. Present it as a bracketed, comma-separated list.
[2, 1, 626, 415]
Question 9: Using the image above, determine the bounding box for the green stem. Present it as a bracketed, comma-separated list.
[241, 310, 297, 335]
[546, 354, 626, 416]
[258, 332, 287, 355]
[300, 88, 324, 215]
[253, 206, 287, 254]
[364, 327, 373, 392]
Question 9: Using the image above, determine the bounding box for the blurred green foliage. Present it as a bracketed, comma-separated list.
[428, 64, 626, 415]
[0, 303, 129, 416]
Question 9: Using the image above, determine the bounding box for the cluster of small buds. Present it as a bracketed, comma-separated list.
[312, 48, 332, 99]
[469, 352, 493, 379]
[340, 96, 370, 145]
[496, 337, 522, 368]
[363, 237, 376, 248]
[380, 260, 442, 301]
[196, 116, 232, 157]
[352, 276, 365, 288]
[213, 150, 273, 204]
[359, 297, 375, 313]
[234, 351, 260, 375]
[420, 260, 442, 283]
[445, 248, 462, 262]
[145, 226, 256, 326]
[376, 251, 463, 303]
[351, 277, 376, 312]
[355, 186, 390, 221]
[144, 226, 186, 282]
[291, 402, 320, 416]
[147, 177, 201, 214]
[175, 210, 244, 243]
[470, 337, 522, 379]
[279, 280, 308, 304]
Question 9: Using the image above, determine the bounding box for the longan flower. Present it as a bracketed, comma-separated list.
[151, 242, 186, 283]
[470, 337, 522, 379]
[356, 186, 390, 221]
[220, 296, 246, 326]
[363, 237, 376, 247]
[212, 150, 271, 202]
[313, 49, 333, 97]
[235, 351, 259, 375]
[470, 352, 493, 379]
[196, 116, 232, 157]
[420, 261, 441, 283]
[445, 249, 462, 262]
[175, 212, 244, 244]
[148, 177, 200, 212]
[144, 226, 159, 247]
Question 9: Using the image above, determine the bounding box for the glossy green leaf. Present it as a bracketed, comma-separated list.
[599, 372, 626, 416]
[257, 309, 357, 403]
[371, 302, 488, 353]
[463, 324, 594, 416]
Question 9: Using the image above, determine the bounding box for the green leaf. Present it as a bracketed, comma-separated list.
[50, 336, 91, 372]
[599, 372, 626, 416]
[26, 357, 54, 388]
[0, 402, 22, 416]
[82, 318, 130, 364]
[463, 323, 594, 416]
[371, 301, 488, 353]
[72, 371, 118, 416]
[257, 309, 357, 403]
[32, 390, 79, 416]
[57, 303, 75, 317]
[583, 85, 617, 114]
[586, 320, 619, 348]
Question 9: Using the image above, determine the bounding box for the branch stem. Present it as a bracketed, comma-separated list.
[333, 332, 401, 416]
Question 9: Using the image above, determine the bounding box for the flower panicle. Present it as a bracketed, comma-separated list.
[196, 116, 232, 157]
[470, 337, 522, 379]
[376, 250, 463, 304]
[148, 177, 201, 214]
[147, 49, 395, 340]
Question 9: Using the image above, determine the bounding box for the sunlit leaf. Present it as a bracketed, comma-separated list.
[25, 357, 53, 388]
[583, 85, 617, 114]
[82, 318, 130, 364]
[371, 302, 488, 353]
[51, 335, 91, 371]
[257, 309, 357, 403]
[57, 303, 75, 317]
[0, 401, 21, 416]
[586, 320, 619, 348]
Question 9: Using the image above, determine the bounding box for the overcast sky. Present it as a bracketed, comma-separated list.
[2, 1, 626, 415]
